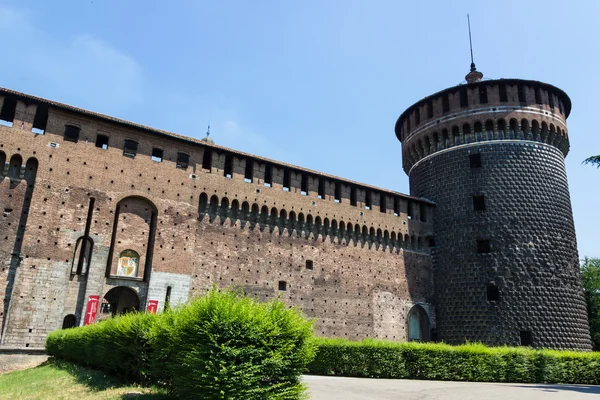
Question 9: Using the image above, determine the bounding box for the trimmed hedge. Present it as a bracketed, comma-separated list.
[307, 338, 600, 384]
[46, 288, 315, 399]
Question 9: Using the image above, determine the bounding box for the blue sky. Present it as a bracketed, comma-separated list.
[1, 1, 598, 258]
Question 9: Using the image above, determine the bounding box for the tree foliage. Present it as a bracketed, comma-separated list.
[581, 257, 600, 350]
[583, 155, 600, 168]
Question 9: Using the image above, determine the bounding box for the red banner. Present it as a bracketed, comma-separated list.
[147, 300, 159, 314]
[84, 295, 100, 325]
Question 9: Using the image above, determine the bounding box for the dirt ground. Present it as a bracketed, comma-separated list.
[0, 354, 48, 374]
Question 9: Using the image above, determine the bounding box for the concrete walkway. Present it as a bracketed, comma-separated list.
[304, 375, 600, 399]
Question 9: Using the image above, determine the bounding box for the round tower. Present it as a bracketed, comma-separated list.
[395, 68, 592, 350]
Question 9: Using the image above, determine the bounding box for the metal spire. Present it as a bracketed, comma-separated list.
[467, 14, 476, 72]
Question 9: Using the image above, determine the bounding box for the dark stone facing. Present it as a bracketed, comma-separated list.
[410, 141, 592, 350]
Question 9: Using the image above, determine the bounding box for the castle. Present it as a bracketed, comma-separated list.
[0, 65, 592, 350]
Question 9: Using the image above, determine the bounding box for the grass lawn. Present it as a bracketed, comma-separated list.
[0, 358, 172, 400]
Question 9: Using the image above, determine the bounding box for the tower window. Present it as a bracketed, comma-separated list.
[176, 152, 189, 169]
[350, 187, 357, 206]
[64, 125, 80, 143]
[380, 193, 386, 213]
[202, 149, 212, 171]
[318, 177, 325, 199]
[479, 86, 488, 104]
[283, 170, 291, 192]
[334, 182, 341, 203]
[427, 101, 433, 118]
[165, 286, 172, 311]
[123, 140, 138, 157]
[548, 93, 555, 109]
[442, 93, 450, 112]
[152, 148, 163, 162]
[520, 331, 533, 346]
[499, 83, 508, 102]
[473, 195, 486, 211]
[306, 260, 313, 270]
[32, 104, 49, 134]
[414, 108, 420, 125]
[96, 135, 109, 150]
[365, 191, 372, 210]
[244, 159, 254, 183]
[460, 87, 468, 107]
[469, 153, 482, 168]
[407, 201, 413, 220]
[224, 154, 233, 178]
[278, 281, 287, 291]
[393, 197, 400, 216]
[517, 85, 526, 103]
[264, 164, 272, 186]
[487, 284, 499, 301]
[301, 174, 309, 195]
[0, 97, 17, 127]
[535, 87, 542, 104]
[477, 239, 491, 254]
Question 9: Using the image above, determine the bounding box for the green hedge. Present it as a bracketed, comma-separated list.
[46, 288, 315, 399]
[307, 338, 600, 384]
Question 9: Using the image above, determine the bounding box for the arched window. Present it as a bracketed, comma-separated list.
[8, 154, 22, 180]
[497, 119, 507, 134]
[407, 305, 430, 342]
[452, 126, 460, 145]
[230, 199, 240, 222]
[62, 314, 77, 329]
[198, 193, 209, 215]
[117, 250, 140, 278]
[462, 123, 471, 134]
[71, 236, 93, 275]
[474, 121, 482, 133]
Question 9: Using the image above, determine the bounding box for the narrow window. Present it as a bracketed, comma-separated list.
[318, 177, 325, 199]
[380, 193, 386, 213]
[407, 201, 413, 220]
[301, 174, 308, 195]
[264, 164, 272, 186]
[518, 85, 526, 103]
[202, 148, 212, 171]
[442, 93, 450, 112]
[548, 93, 555, 109]
[278, 281, 287, 291]
[165, 286, 172, 311]
[420, 203, 427, 222]
[32, 104, 49, 134]
[283, 169, 291, 192]
[473, 195, 486, 211]
[334, 182, 341, 203]
[406, 117, 411, 133]
[470, 153, 482, 168]
[96, 135, 109, 150]
[176, 152, 189, 169]
[0, 97, 17, 127]
[306, 260, 313, 270]
[487, 284, 499, 301]
[558, 100, 563, 114]
[393, 198, 400, 216]
[427, 101, 433, 118]
[535, 87, 542, 104]
[244, 159, 253, 182]
[123, 139, 138, 157]
[460, 87, 468, 107]
[64, 125, 81, 143]
[224, 154, 233, 178]
[477, 239, 491, 254]
[350, 187, 357, 206]
[520, 331, 533, 346]
[414, 108, 420, 125]
[499, 83, 508, 102]
[365, 191, 372, 210]
[479, 86, 488, 104]
[151, 148, 163, 162]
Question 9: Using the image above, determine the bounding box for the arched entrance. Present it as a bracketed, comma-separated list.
[100, 286, 140, 319]
[62, 314, 77, 329]
[407, 304, 431, 342]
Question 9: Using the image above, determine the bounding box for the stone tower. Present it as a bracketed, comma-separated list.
[395, 67, 592, 350]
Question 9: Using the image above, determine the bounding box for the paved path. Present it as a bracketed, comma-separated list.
[304, 375, 600, 399]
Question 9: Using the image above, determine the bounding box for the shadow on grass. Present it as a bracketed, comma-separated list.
[508, 384, 600, 395]
[40, 358, 172, 399]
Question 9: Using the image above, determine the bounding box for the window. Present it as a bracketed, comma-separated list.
[427, 101, 433, 118]
[414, 107, 420, 125]
[117, 249, 140, 277]
[460, 87, 468, 107]
[535, 87, 542, 104]
[32, 104, 49, 134]
[407, 201, 413, 219]
[176, 152, 189, 169]
[499, 83, 508, 102]
[479, 86, 488, 104]
[520, 331, 533, 346]
[318, 177, 325, 199]
[306, 260, 313, 270]
[380, 193, 386, 213]
[487, 284, 499, 301]
[442, 93, 450, 112]
[224, 154, 233, 178]
[365, 191, 372, 210]
[62, 314, 77, 329]
[473, 195, 486, 211]
[350, 187, 357, 206]
[334, 182, 341, 203]
[283, 170, 291, 192]
[393, 198, 400, 216]
[477, 239, 491, 254]
[264, 164, 273, 186]
[278, 281, 287, 291]
[96, 135, 109, 150]
[64, 125, 80, 143]
[151, 148, 163, 162]
[548, 93, 555, 109]
[71, 236, 93, 275]
[0, 97, 16, 127]
[244, 159, 253, 183]
[164, 286, 172, 311]
[301, 174, 308, 195]
[470, 153, 482, 168]
[123, 140, 138, 157]
[202, 148, 212, 170]
[517, 85, 526, 103]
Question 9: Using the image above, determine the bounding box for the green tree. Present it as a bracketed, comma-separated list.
[581, 257, 600, 350]
[583, 155, 600, 168]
